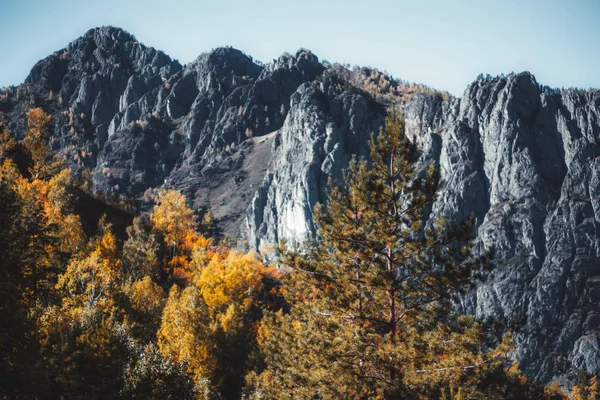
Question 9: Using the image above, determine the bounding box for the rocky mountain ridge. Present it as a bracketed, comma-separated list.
[1, 26, 599, 384]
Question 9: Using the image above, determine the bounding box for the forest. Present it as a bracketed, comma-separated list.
[0, 107, 597, 399]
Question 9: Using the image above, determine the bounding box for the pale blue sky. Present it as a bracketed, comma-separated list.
[0, 0, 598, 95]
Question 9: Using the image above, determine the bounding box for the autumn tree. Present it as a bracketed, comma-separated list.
[0, 116, 86, 397]
[0, 123, 16, 160]
[158, 248, 281, 399]
[34, 216, 126, 398]
[2, 111, 81, 261]
[0, 178, 51, 397]
[4, 164, 61, 301]
[158, 285, 214, 374]
[124, 276, 167, 340]
[120, 340, 200, 399]
[149, 189, 204, 282]
[57, 216, 121, 314]
[46, 168, 87, 255]
[122, 216, 163, 282]
[150, 189, 197, 255]
[247, 110, 537, 399]
[196, 250, 272, 332]
[7, 108, 82, 267]
[23, 107, 60, 179]
[571, 375, 599, 400]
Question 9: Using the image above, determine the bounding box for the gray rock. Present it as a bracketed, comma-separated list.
[245, 80, 384, 253]
[6, 26, 182, 176]
[244, 72, 600, 384]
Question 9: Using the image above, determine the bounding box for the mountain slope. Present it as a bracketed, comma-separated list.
[1, 26, 599, 384]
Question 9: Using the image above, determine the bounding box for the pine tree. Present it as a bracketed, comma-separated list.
[248, 110, 534, 399]
[0, 178, 51, 397]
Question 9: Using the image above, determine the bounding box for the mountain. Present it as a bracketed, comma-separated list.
[1, 26, 599, 384]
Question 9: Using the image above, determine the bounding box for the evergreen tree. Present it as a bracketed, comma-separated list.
[0, 178, 50, 397]
[247, 110, 541, 399]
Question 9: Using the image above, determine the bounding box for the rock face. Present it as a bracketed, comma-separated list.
[246, 80, 384, 251]
[402, 75, 600, 383]
[95, 43, 323, 238]
[0, 26, 182, 178]
[1, 26, 599, 384]
[246, 72, 600, 383]
[36, 26, 180, 154]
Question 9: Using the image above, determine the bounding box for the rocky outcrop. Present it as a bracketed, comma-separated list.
[93, 116, 182, 195]
[0, 26, 182, 177]
[410, 75, 600, 383]
[2, 26, 599, 384]
[94, 45, 324, 218]
[36, 26, 180, 149]
[245, 79, 384, 251]
[244, 71, 600, 383]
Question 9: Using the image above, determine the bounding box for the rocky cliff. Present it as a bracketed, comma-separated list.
[1, 26, 599, 384]
[404, 75, 600, 383]
[245, 70, 600, 383]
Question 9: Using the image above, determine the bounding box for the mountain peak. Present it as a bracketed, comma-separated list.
[80, 26, 138, 44]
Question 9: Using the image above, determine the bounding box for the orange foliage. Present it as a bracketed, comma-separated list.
[24, 108, 55, 179]
[196, 250, 273, 331]
[149, 189, 210, 283]
[57, 218, 121, 315]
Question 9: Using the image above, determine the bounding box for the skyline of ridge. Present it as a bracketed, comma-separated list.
[1, 0, 599, 96]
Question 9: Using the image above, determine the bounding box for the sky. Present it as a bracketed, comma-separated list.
[0, 0, 598, 96]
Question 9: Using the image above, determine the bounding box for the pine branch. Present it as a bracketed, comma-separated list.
[414, 352, 502, 374]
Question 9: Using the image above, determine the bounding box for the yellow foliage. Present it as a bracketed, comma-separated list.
[571, 375, 598, 400]
[150, 189, 197, 250]
[158, 248, 276, 395]
[25, 108, 52, 140]
[24, 108, 57, 179]
[121, 216, 162, 281]
[196, 250, 268, 331]
[0, 124, 16, 160]
[57, 214, 86, 254]
[57, 219, 121, 314]
[128, 276, 166, 318]
[157, 285, 215, 380]
[0, 158, 20, 182]
[58, 252, 118, 314]
[150, 189, 206, 282]
[46, 168, 72, 216]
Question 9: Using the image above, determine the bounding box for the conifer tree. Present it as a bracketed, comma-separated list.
[248, 110, 533, 399]
[0, 179, 51, 397]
